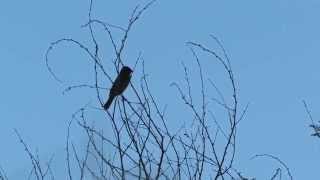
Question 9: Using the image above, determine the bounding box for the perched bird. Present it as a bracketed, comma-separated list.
[104, 66, 133, 110]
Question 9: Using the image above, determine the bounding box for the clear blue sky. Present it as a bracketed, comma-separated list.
[0, 0, 319, 179]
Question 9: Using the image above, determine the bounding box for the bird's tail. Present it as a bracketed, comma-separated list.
[103, 95, 115, 110]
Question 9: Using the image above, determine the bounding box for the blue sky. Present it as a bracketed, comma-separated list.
[0, 0, 319, 179]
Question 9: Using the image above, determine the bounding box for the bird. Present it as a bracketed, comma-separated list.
[103, 66, 133, 110]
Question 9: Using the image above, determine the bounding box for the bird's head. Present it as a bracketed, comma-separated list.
[121, 66, 133, 75]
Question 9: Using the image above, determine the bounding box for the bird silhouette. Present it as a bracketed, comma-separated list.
[104, 66, 133, 110]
